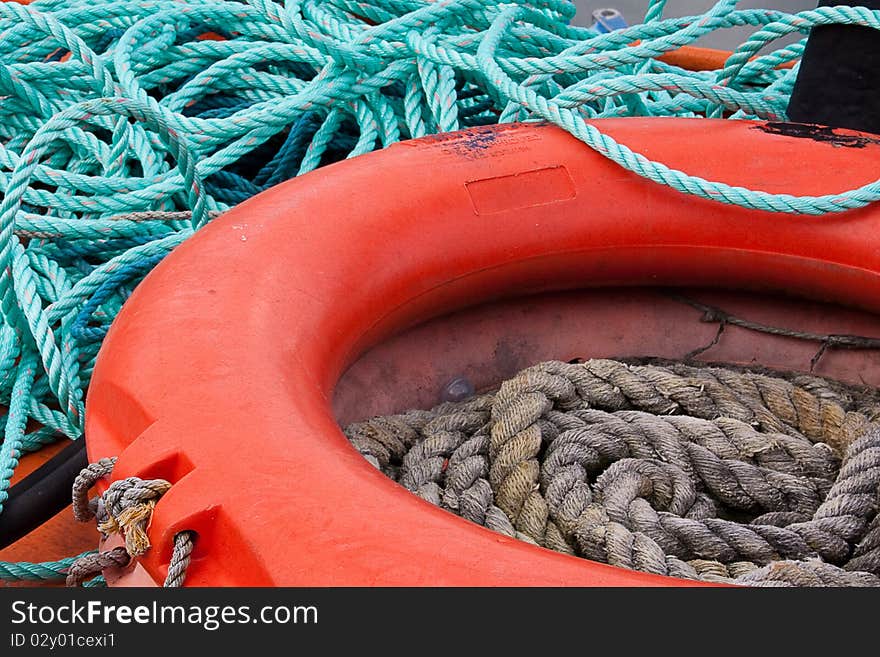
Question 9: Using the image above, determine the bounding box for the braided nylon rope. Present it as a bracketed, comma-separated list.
[345, 359, 880, 586]
[3, 0, 880, 581]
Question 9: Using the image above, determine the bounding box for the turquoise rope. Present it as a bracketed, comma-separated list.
[1, 0, 880, 582]
[0, 551, 93, 583]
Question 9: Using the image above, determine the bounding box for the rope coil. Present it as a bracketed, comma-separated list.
[345, 359, 880, 586]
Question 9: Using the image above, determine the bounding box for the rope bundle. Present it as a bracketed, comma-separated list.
[345, 359, 880, 586]
[3, 0, 880, 581]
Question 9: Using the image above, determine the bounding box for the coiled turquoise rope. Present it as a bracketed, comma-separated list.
[0, 0, 878, 582]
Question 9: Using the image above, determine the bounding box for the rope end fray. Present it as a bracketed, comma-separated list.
[67, 458, 191, 586]
[97, 498, 159, 556]
[97, 478, 171, 556]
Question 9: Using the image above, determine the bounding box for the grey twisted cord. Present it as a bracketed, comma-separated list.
[104, 210, 222, 223]
[164, 531, 195, 588]
[65, 547, 130, 587]
[737, 560, 880, 587]
[71, 456, 116, 522]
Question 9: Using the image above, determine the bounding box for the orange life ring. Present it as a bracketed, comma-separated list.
[86, 118, 880, 586]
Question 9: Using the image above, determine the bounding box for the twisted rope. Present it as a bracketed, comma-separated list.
[164, 530, 195, 588]
[71, 455, 115, 522]
[65, 456, 194, 587]
[65, 546, 129, 587]
[345, 359, 880, 586]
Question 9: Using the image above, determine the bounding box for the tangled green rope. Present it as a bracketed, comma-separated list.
[1, 0, 880, 582]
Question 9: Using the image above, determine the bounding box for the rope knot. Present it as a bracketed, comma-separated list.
[66, 456, 193, 587]
[97, 477, 172, 556]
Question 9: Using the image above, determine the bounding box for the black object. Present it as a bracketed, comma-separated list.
[0, 439, 87, 550]
[788, 0, 880, 135]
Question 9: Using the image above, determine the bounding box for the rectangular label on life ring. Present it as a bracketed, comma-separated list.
[465, 165, 576, 215]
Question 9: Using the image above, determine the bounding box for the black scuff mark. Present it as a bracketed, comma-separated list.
[756, 121, 880, 148]
[458, 125, 499, 153]
[416, 121, 553, 158]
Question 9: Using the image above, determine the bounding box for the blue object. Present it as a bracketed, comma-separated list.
[591, 8, 627, 33]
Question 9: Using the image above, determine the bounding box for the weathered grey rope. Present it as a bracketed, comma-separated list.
[577, 431, 880, 568]
[105, 210, 222, 222]
[98, 477, 172, 556]
[847, 514, 880, 573]
[543, 359, 875, 451]
[65, 547, 130, 587]
[71, 456, 116, 522]
[347, 398, 528, 541]
[344, 359, 880, 586]
[68, 457, 193, 587]
[736, 560, 880, 587]
[164, 531, 195, 588]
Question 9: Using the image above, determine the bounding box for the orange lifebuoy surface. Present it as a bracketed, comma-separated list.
[87, 118, 880, 586]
